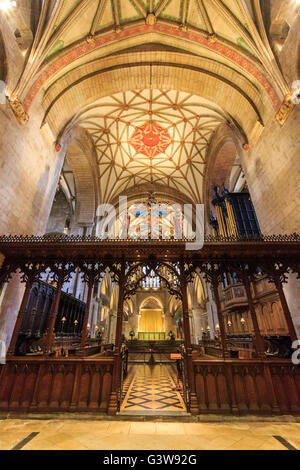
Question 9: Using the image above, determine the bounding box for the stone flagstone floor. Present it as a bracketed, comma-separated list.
[0, 418, 300, 450]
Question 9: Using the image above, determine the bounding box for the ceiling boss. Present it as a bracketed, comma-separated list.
[130, 121, 172, 158]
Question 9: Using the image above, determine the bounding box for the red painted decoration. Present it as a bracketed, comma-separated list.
[130, 121, 171, 157]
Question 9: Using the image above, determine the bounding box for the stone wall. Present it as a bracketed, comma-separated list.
[243, 106, 300, 235]
[0, 100, 65, 348]
[240, 106, 300, 339]
[0, 102, 63, 235]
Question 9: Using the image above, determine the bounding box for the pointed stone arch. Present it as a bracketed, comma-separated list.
[140, 296, 164, 311]
[41, 50, 272, 141]
[64, 127, 99, 226]
[203, 123, 242, 220]
[110, 285, 119, 312]
[100, 272, 112, 297]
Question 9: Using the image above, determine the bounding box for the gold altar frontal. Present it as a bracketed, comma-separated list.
[138, 308, 165, 340]
[138, 332, 166, 340]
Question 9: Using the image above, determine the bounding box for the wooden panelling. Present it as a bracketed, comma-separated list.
[193, 359, 300, 415]
[0, 358, 299, 416]
[0, 357, 114, 413]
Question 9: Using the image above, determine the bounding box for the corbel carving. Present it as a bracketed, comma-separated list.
[275, 94, 295, 126]
[8, 97, 29, 126]
[146, 13, 156, 25]
[86, 34, 95, 44]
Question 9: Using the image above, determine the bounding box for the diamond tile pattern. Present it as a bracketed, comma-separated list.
[121, 365, 186, 412]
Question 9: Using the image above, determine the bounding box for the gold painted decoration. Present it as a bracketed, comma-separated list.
[8, 97, 29, 126]
[275, 95, 295, 126]
[215, 205, 227, 237]
[207, 33, 217, 44]
[146, 13, 156, 25]
[86, 35, 95, 44]
[225, 200, 238, 237]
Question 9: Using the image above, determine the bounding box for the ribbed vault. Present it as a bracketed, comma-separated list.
[77, 89, 225, 204]
[5, 0, 292, 224]
[13, 0, 288, 126]
[42, 49, 271, 142]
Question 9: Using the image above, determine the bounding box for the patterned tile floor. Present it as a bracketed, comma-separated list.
[120, 364, 187, 415]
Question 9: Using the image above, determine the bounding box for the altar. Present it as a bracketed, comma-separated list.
[138, 308, 165, 341]
[138, 332, 166, 340]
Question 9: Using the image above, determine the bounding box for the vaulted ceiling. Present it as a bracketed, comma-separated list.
[78, 89, 225, 203]
[43, 0, 268, 59]
[15, 0, 287, 122]
[6, 0, 290, 208]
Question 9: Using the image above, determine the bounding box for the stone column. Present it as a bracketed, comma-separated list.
[283, 274, 300, 339]
[192, 307, 206, 344]
[95, 297, 102, 332]
[123, 320, 129, 339]
[242, 105, 300, 341]
[108, 267, 125, 416]
[0, 275, 25, 349]
[0, 91, 65, 349]
[111, 314, 118, 344]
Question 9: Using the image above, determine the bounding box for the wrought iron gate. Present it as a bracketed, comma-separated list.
[177, 354, 190, 412]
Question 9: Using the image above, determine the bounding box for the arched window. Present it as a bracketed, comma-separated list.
[142, 267, 160, 289]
